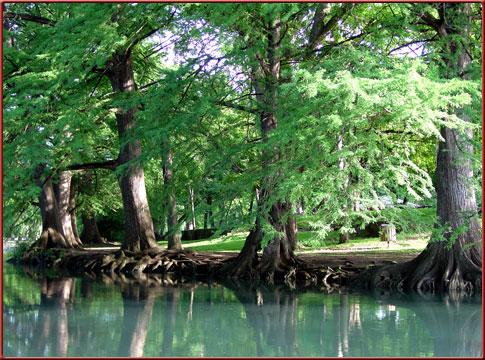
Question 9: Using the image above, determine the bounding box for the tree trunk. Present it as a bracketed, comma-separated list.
[107, 51, 158, 252]
[260, 200, 300, 280]
[370, 4, 481, 293]
[32, 165, 73, 249]
[54, 171, 82, 247]
[258, 20, 303, 279]
[392, 125, 482, 293]
[285, 211, 298, 252]
[162, 136, 182, 250]
[204, 194, 213, 230]
[69, 178, 81, 244]
[80, 214, 104, 244]
[185, 187, 196, 231]
[225, 218, 263, 278]
[404, 4, 481, 293]
[226, 19, 300, 280]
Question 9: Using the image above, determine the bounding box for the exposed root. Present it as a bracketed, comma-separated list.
[17, 246, 358, 291]
[359, 242, 482, 296]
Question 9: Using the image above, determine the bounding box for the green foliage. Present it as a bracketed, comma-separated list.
[430, 215, 481, 250]
[3, 3, 481, 250]
[370, 207, 436, 234]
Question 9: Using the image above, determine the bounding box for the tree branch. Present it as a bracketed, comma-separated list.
[388, 36, 437, 55]
[125, 9, 176, 54]
[307, 3, 354, 50]
[67, 159, 119, 171]
[216, 100, 258, 114]
[415, 10, 443, 35]
[4, 12, 55, 26]
[126, 27, 161, 55]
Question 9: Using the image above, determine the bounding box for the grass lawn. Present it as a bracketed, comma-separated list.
[297, 231, 429, 253]
[166, 230, 430, 253]
[156, 234, 247, 252]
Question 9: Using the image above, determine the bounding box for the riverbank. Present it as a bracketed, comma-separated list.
[9, 245, 421, 290]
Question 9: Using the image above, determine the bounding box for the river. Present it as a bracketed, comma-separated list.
[3, 263, 482, 357]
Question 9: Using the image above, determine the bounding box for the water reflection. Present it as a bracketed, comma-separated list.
[118, 284, 157, 357]
[34, 278, 75, 357]
[3, 265, 482, 357]
[373, 292, 482, 357]
[228, 284, 299, 356]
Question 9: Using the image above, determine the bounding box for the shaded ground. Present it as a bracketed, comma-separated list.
[298, 251, 420, 269]
[25, 246, 420, 273]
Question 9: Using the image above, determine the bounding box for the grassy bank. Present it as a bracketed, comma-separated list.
[155, 230, 429, 253]
[152, 207, 435, 253]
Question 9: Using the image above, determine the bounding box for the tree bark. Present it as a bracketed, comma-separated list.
[54, 171, 82, 247]
[107, 51, 158, 252]
[32, 165, 74, 249]
[69, 178, 81, 244]
[162, 135, 182, 250]
[225, 218, 263, 278]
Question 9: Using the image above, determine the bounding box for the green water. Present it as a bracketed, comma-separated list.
[3, 263, 482, 357]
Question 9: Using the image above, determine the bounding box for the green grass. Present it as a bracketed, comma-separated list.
[298, 230, 428, 252]
[155, 234, 243, 252]
[172, 230, 429, 253]
[156, 233, 248, 252]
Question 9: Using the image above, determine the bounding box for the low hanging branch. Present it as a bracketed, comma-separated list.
[4, 12, 55, 26]
[67, 159, 119, 171]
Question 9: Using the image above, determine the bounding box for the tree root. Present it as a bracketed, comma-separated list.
[358, 246, 482, 296]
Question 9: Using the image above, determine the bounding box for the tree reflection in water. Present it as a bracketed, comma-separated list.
[32, 277, 75, 357]
[3, 265, 482, 357]
[374, 291, 482, 358]
[226, 283, 299, 357]
[160, 287, 180, 357]
[118, 283, 157, 357]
